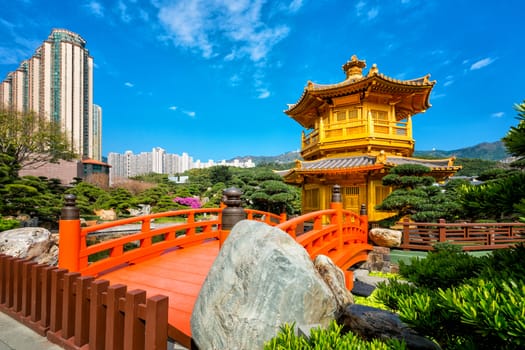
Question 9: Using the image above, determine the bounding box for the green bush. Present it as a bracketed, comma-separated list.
[439, 279, 525, 349]
[398, 246, 484, 289]
[373, 245, 525, 349]
[0, 218, 20, 232]
[264, 321, 406, 350]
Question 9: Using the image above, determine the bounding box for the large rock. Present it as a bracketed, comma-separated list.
[0, 227, 58, 264]
[94, 208, 117, 221]
[369, 228, 402, 247]
[191, 220, 338, 350]
[314, 255, 353, 309]
[338, 304, 441, 349]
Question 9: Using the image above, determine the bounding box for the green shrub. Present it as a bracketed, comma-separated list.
[264, 321, 406, 350]
[439, 278, 525, 349]
[373, 279, 417, 311]
[398, 246, 484, 289]
[0, 218, 20, 232]
[376, 245, 525, 349]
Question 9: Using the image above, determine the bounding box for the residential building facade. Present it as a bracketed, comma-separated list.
[1, 28, 98, 160]
[108, 148, 255, 185]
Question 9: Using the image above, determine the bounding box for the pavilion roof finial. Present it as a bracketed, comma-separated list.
[342, 55, 366, 80]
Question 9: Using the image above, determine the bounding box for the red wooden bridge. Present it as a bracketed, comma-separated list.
[0, 186, 371, 349]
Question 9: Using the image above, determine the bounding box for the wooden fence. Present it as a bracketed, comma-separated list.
[400, 218, 525, 251]
[0, 254, 169, 350]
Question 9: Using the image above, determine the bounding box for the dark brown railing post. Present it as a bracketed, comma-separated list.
[438, 219, 446, 243]
[58, 194, 81, 271]
[402, 218, 410, 249]
[220, 187, 246, 246]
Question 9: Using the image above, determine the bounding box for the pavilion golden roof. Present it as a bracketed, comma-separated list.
[285, 55, 436, 128]
[277, 155, 461, 180]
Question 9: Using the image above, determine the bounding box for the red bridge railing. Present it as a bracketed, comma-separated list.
[0, 185, 371, 349]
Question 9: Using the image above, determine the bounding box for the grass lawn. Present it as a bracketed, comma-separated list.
[389, 248, 492, 265]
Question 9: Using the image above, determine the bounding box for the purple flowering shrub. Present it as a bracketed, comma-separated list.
[173, 196, 201, 209]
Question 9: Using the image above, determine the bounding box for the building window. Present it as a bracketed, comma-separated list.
[375, 185, 391, 205]
[333, 110, 346, 122]
[348, 108, 358, 122]
[371, 110, 389, 124]
[304, 188, 319, 210]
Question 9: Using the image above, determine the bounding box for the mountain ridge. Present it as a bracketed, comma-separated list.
[230, 141, 509, 164]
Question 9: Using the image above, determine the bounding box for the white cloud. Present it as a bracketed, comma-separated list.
[367, 8, 379, 19]
[154, 0, 292, 62]
[169, 106, 177, 111]
[124, 82, 134, 87]
[491, 112, 504, 118]
[355, 1, 366, 16]
[257, 88, 270, 99]
[86, 1, 104, 17]
[288, 0, 304, 13]
[229, 74, 242, 86]
[470, 57, 495, 70]
[117, 1, 132, 23]
[183, 110, 196, 117]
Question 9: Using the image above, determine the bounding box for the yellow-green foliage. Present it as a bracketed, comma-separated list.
[264, 321, 406, 350]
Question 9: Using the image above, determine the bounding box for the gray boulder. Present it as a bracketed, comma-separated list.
[0, 227, 58, 264]
[338, 304, 441, 349]
[190, 220, 338, 350]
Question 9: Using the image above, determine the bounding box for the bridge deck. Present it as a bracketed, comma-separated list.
[98, 239, 220, 344]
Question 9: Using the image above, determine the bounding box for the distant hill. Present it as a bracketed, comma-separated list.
[414, 141, 509, 161]
[230, 142, 510, 165]
[230, 151, 302, 165]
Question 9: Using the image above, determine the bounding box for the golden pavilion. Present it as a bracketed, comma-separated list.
[280, 55, 460, 222]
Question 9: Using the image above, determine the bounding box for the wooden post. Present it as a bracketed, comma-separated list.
[220, 187, 246, 246]
[438, 219, 446, 243]
[58, 194, 81, 271]
[402, 218, 410, 249]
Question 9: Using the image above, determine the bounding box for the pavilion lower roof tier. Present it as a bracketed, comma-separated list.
[285, 72, 436, 129]
[278, 155, 461, 183]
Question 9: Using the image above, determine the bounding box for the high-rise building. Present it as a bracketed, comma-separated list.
[0, 28, 98, 160]
[108, 149, 254, 185]
[92, 104, 102, 161]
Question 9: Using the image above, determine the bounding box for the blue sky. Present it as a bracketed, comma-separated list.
[1, 0, 524, 161]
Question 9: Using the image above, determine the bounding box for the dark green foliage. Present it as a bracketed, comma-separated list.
[374, 245, 525, 349]
[0, 218, 20, 232]
[375, 164, 463, 222]
[477, 168, 515, 181]
[454, 157, 504, 177]
[389, 164, 430, 176]
[264, 321, 407, 350]
[209, 165, 232, 184]
[502, 100, 525, 162]
[458, 172, 525, 220]
[398, 245, 484, 289]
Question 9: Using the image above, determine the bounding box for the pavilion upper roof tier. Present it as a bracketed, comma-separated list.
[285, 55, 436, 129]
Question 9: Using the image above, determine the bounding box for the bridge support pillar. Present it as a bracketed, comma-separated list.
[220, 187, 246, 246]
[58, 194, 81, 271]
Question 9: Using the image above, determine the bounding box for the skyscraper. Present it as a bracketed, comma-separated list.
[0, 28, 98, 160]
[92, 104, 102, 161]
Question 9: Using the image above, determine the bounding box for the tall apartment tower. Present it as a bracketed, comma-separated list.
[92, 104, 102, 161]
[0, 28, 97, 160]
